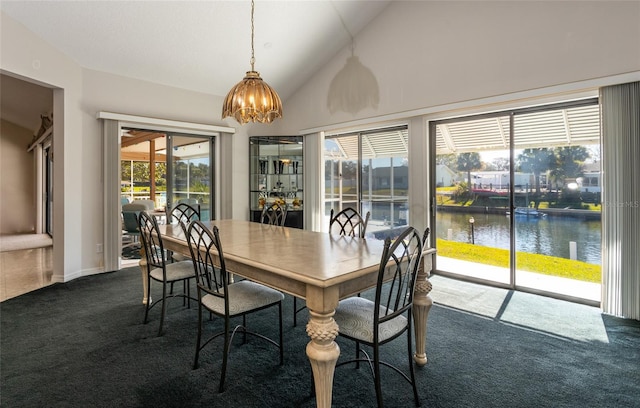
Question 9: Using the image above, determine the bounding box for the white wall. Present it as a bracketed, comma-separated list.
[0, 120, 36, 233]
[273, 1, 640, 133]
[81, 69, 240, 269]
[1, 12, 243, 280]
[2, 12, 83, 282]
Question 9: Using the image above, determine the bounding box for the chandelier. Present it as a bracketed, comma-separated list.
[222, 0, 283, 124]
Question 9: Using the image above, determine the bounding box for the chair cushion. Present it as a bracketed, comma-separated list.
[201, 280, 284, 316]
[334, 297, 408, 343]
[171, 253, 189, 262]
[149, 261, 194, 283]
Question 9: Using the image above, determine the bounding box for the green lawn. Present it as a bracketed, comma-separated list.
[436, 238, 601, 283]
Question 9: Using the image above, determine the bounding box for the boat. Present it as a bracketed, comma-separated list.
[513, 207, 545, 217]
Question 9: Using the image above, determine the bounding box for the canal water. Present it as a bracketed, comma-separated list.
[436, 211, 601, 265]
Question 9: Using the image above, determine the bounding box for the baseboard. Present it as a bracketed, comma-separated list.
[52, 267, 106, 283]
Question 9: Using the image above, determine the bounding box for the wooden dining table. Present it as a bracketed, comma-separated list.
[145, 219, 435, 408]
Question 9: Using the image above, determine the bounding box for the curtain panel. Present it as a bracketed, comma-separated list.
[600, 81, 640, 320]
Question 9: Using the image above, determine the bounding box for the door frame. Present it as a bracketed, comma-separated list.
[99, 112, 234, 272]
[428, 98, 601, 304]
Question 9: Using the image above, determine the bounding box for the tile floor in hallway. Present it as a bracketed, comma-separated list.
[0, 247, 53, 302]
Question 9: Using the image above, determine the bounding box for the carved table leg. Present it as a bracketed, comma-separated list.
[412, 249, 435, 366]
[305, 287, 340, 408]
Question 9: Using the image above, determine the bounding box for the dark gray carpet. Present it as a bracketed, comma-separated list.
[1, 268, 639, 407]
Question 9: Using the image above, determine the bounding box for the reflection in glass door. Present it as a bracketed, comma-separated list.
[325, 134, 359, 221]
[324, 127, 410, 239]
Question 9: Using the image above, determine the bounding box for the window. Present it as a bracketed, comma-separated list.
[325, 126, 409, 239]
[430, 99, 601, 303]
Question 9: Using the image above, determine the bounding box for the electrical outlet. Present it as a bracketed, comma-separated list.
[96, 243, 103, 253]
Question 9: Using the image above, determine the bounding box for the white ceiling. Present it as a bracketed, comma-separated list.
[1, 0, 391, 100]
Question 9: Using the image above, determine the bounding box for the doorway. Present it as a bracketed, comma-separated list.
[430, 98, 602, 304]
[119, 128, 215, 261]
[100, 112, 234, 273]
[324, 126, 410, 238]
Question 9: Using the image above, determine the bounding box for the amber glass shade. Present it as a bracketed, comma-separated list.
[222, 71, 283, 124]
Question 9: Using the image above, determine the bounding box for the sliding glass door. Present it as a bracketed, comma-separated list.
[120, 129, 214, 261]
[433, 114, 512, 285]
[431, 99, 601, 302]
[512, 103, 601, 300]
[325, 133, 359, 217]
[324, 126, 409, 239]
[166, 135, 213, 221]
[121, 129, 214, 217]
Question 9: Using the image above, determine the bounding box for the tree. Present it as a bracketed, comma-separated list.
[550, 146, 590, 185]
[436, 154, 458, 170]
[121, 160, 167, 188]
[456, 152, 482, 191]
[491, 157, 510, 171]
[516, 148, 555, 193]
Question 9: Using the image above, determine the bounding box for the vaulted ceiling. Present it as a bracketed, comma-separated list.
[1, 1, 391, 133]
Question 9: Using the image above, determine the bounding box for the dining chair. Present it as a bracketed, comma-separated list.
[168, 202, 200, 225]
[328, 207, 371, 238]
[292, 207, 371, 327]
[166, 202, 201, 262]
[420, 227, 431, 262]
[121, 203, 147, 250]
[138, 211, 196, 336]
[186, 220, 284, 393]
[176, 198, 201, 215]
[131, 199, 156, 211]
[333, 226, 423, 407]
[260, 202, 287, 226]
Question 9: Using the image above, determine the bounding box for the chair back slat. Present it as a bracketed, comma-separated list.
[186, 221, 228, 301]
[138, 211, 166, 270]
[374, 226, 423, 328]
[329, 207, 370, 238]
[169, 202, 201, 228]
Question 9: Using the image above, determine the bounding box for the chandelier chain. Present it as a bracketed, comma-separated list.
[250, 0, 255, 71]
[221, 0, 282, 124]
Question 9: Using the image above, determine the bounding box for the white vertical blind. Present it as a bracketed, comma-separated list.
[600, 81, 640, 320]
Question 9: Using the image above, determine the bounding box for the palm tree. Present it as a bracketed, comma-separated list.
[456, 152, 482, 192]
[517, 148, 555, 193]
[550, 146, 590, 185]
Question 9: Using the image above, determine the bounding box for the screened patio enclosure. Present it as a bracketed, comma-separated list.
[434, 102, 600, 154]
[120, 129, 214, 220]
